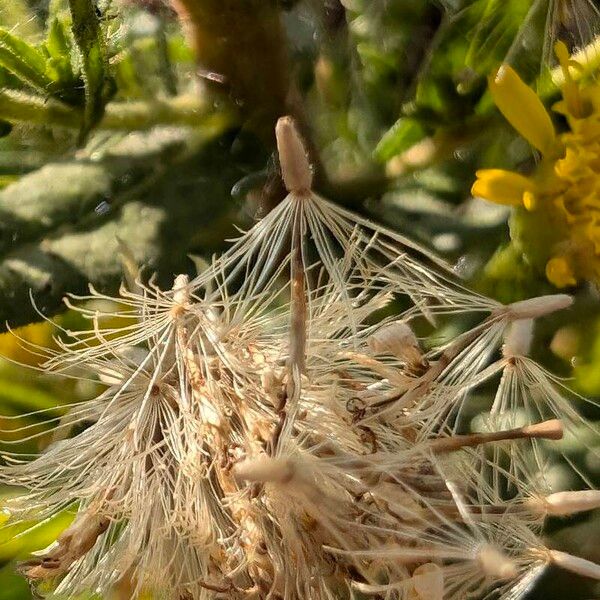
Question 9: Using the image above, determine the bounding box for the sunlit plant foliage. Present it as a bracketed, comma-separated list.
[0, 1, 598, 599]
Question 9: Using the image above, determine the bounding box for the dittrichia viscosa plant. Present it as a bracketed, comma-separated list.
[1, 117, 599, 600]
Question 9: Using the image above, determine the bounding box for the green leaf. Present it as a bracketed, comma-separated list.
[0, 506, 74, 561]
[0, 123, 239, 329]
[374, 118, 427, 162]
[113, 53, 144, 98]
[465, 0, 520, 70]
[67, 0, 112, 142]
[0, 563, 30, 600]
[464, 0, 542, 79]
[43, 18, 81, 105]
[45, 17, 72, 62]
[0, 378, 65, 414]
[0, 28, 53, 94]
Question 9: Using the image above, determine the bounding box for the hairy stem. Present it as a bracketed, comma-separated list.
[0, 89, 229, 131]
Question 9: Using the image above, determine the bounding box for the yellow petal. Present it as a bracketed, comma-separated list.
[546, 256, 577, 288]
[555, 41, 591, 119]
[472, 169, 533, 206]
[489, 65, 557, 156]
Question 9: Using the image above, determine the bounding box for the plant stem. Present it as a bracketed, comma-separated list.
[428, 419, 563, 452]
[287, 206, 308, 379]
[170, 0, 290, 141]
[0, 89, 230, 131]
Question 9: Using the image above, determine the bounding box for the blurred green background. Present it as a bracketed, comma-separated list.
[0, 0, 599, 597]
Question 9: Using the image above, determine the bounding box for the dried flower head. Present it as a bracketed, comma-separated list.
[1, 117, 599, 600]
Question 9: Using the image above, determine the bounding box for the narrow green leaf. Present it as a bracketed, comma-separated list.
[0, 378, 65, 415]
[46, 17, 72, 61]
[0, 562, 31, 600]
[464, 0, 532, 75]
[0, 507, 74, 561]
[0, 88, 78, 130]
[374, 118, 427, 162]
[67, 0, 112, 142]
[0, 28, 53, 93]
[44, 18, 81, 104]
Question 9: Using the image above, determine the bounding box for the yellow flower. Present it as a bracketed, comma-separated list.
[472, 43, 600, 289]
